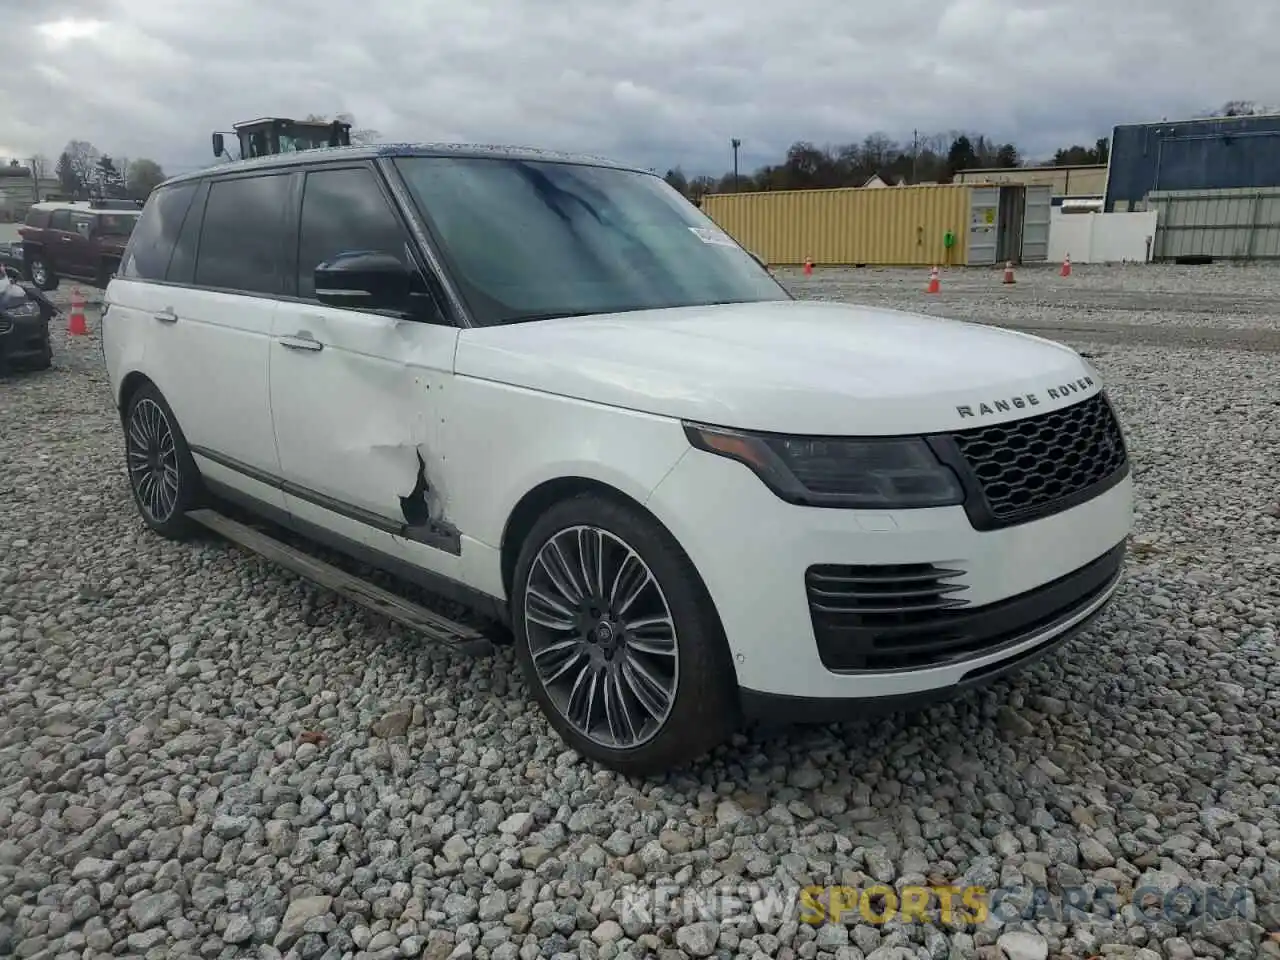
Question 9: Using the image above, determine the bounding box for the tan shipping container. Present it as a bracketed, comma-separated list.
[701, 184, 973, 267]
[954, 164, 1108, 198]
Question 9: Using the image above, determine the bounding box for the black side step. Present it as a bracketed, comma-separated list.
[188, 508, 495, 657]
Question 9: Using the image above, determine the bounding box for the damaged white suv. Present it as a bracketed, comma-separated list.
[103, 144, 1133, 774]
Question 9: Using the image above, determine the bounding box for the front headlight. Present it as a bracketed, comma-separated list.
[683, 422, 965, 509]
[2, 300, 39, 319]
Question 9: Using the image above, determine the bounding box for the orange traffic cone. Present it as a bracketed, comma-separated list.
[1002, 261, 1016, 284]
[926, 266, 940, 294]
[1060, 253, 1072, 277]
[803, 258, 813, 276]
[67, 288, 87, 336]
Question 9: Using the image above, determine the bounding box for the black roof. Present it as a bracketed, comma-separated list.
[163, 142, 649, 188]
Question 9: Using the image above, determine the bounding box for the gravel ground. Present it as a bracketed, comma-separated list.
[1, 277, 1278, 960]
[779, 262, 1280, 343]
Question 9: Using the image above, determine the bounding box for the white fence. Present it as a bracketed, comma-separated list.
[1048, 209, 1158, 263]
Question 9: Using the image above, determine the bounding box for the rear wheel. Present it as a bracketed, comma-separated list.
[123, 383, 203, 539]
[511, 493, 739, 775]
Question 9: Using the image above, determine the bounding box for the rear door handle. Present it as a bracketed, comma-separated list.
[278, 332, 324, 352]
[154, 308, 177, 324]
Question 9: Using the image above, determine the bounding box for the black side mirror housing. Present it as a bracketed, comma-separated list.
[314, 251, 412, 313]
[212, 132, 224, 158]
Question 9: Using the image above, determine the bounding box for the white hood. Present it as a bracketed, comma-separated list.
[453, 300, 1099, 435]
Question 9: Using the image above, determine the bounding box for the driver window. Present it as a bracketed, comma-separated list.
[296, 166, 412, 301]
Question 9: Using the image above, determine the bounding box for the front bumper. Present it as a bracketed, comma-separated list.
[0, 311, 50, 366]
[645, 442, 1134, 703]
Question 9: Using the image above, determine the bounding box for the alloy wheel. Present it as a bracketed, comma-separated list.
[127, 398, 180, 523]
[522, 525, 680, 749]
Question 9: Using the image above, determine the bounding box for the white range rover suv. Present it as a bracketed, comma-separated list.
[103, 144, 1133, 774]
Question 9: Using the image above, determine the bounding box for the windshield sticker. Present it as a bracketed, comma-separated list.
[689, 226, 737, 247]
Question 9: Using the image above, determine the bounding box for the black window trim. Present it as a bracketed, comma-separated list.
[112, 158, 465, 329]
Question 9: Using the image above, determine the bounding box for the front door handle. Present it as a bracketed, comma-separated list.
[154, 308, 177, 324]
[278, 332, 324, 352]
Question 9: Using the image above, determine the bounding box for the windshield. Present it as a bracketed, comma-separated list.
[393, 156, 788, 326]
[97, 214, 138, 237]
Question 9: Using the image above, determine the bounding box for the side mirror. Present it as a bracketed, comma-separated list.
[212, 132, 224, 158]
[314, 251, 411, 312]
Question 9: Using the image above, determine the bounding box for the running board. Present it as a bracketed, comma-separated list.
[188, 508, 495, 657]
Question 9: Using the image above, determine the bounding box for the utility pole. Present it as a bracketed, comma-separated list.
[911, 129, 919, 185]
[731, 138, 741, 192]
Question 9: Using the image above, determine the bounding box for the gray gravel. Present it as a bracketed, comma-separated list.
[780, 262, 1280, 346]
[2, 277, 1279, 960]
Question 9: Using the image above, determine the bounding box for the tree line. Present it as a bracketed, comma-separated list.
[51, 141, 167, 202]
[664, 132, 1111, 200]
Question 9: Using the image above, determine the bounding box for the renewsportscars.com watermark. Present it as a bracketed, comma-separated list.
[616, 881, 1259, 929]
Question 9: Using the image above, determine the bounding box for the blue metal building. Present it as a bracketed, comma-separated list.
[1104, 114, 1280, 211]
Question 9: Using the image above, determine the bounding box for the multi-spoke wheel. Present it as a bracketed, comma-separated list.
[128, 398, 181, 524]
[512, 494, 739, 774]
[123, 382, 202, 539]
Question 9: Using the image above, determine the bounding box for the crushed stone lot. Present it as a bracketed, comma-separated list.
[2, 270, 1279, 960]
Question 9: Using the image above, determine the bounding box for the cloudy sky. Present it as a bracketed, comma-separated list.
[2, 0, 1276, 179]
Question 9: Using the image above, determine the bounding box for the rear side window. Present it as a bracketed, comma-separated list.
[49, 210, 71, 232]
[164, 182, 207, 285]
[195, 174, 291, 295]
[24, 209, 48, 228]
[120, 183, 199, 282]
[296, 166, 409, 299]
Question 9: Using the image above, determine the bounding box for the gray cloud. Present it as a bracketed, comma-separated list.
[2, 0, 1276, 179]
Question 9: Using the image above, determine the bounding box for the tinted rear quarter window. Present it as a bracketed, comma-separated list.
[120, 183, 199, 281]
[49, 210, 71, 232]
[296, 166, 409, 300]
[24, 209, 48, 228]
[195, 174, 292, 295]
[165, 182, 208, 285]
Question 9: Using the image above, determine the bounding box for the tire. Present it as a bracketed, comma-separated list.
[26, 254, 56, 292]
[511, 493, 739, 775]
[122, 383, 203, 540]
[25, 343, 52, 371]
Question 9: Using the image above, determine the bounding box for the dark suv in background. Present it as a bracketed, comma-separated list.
[18, 199, 142, 291]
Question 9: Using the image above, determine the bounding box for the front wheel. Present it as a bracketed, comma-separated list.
[123, 383, 203, 540]
[26, 255, 56, 291]
[511, 494, 739, 775]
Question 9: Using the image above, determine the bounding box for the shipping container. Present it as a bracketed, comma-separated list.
[955, 164, 1108, 199]
[1147, 187, 1280, 260]
[700, 183, 1052, 266]
[1105, 114, 1280, 212]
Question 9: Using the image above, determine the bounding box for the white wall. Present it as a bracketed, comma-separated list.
[1048, 209, 1158, 263]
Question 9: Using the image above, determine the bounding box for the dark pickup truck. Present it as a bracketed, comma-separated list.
[17, 199, 141, 291]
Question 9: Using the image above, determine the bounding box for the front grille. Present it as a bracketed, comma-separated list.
[948, 392, 1127, 527]
[808, 541, 1125, 672]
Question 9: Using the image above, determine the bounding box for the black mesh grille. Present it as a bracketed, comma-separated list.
[951, 393, 1126, 524]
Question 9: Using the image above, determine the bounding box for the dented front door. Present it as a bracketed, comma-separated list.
[269, 301, 458, 546]
[267, 163, 463, 571]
